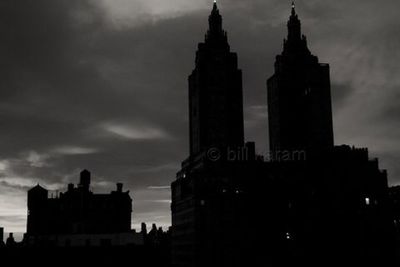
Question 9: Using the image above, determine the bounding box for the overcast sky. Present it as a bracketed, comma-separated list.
[0, 0, 399, 238]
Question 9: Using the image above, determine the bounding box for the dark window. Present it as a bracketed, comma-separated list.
[100, 239, 112, 247]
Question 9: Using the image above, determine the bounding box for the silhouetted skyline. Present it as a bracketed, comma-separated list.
[1, 0, 400, 240]
[171, 3, 395, 265]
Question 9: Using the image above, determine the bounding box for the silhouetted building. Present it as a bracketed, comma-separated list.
[171, 3, 257, 266]
[0, 227, 4, 247]
[390, 186, 400, 222]
[188, 1, 244, 156]
[25, 170, 143, 247]
[171, 3, 395, 267]
[143, 223, 170, 248]
[389, 186, 400, 242]
[267, 3, 333, 157]
[6, 233, 16, 248]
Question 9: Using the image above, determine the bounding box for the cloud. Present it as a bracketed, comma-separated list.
[100, 0, 210, 27]
[52, 146, 99, 155]
[102, 122, 171, 140]
[26, 151, 50, 168]
[0, 161, 10, 172]
[148, 186, 171, 190]
[0, 0, 399, 235]
[0, 177, 36, 191]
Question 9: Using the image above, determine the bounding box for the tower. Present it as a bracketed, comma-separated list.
[171, 3, 395, 266]
[189, 1, 244, 156]
[79, 169, 91, 191]
[267, 3, 334, 158]
[171, 3, 257, 266]
[27, 184, 48, 235]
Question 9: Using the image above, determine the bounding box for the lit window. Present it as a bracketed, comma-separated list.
[365, 198, 370, 205]
[286, 232, 291, 240]
[200, 200, 205, 206]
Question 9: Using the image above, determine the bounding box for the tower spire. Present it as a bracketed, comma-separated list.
[287, 1, 301, 41]
[207, 0, 224, 40]
[212, 0, 218, 13]
[291, 2, 296, 16]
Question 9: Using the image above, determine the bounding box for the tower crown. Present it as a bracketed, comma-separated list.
[206, 1, 226, 42]
[287, 2, 301, 41]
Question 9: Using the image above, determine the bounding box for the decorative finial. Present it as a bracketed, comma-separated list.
[291, 1, 296, 15]
[212, 0, 218, 13]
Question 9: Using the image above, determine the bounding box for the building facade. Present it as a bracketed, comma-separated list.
[171, 3, 395, 266]
[267, 4, 334, 157]
[188, 2, 244, 156]
[0, 227, 3, 246]
[171, 3, 258, 266]
[26, 170, 142, 247]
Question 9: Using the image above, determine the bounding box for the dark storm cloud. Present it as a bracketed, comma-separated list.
[0, 0, 202, 232]
[1, 0, 400, 234]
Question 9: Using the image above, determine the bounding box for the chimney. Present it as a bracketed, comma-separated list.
[79, 170, 91, 190]
[68, 183, 74, 192]
[141, 223, 147, 235]
[117, 183, 123, 193]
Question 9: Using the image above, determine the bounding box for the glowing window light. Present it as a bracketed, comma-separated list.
[286, 232, 291, 240]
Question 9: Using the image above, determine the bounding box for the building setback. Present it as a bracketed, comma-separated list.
[171, 3, 395, 266]
[267, 3, 334, 157]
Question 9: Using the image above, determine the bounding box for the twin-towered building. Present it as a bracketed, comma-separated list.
[4, 2, 396, 265]
[171, 2, 395, 266]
